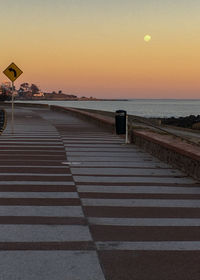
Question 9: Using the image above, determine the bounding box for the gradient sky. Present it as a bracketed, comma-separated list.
[0, 0, 200, 98]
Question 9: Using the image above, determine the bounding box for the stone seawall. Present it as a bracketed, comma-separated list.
[50, 105, 115, 132]
[130, 130, 200, 180]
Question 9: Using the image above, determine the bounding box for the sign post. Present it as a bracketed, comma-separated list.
[3, 62, 23, 134]
[125, 114, 129, 144]
[11, 82, 14, 134]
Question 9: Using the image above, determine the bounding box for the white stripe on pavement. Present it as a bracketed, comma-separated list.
[0, 166, 67, 168]
[0, 251, 105, 280]
[77, 185, 200, 194]
[0, 173, 71, 176]
[71, 168, 182, 176]
[96, 241, 200, 251]
[0, 206, 83, 217]
[89, 217, 200, 226]
[74, 176, 195, 184]
[0, 181, 74, 185]
[0, 145, 63, 149]
[0, 192, 78, 198]
[0, 225, 92, 242]
[82, 198, 200, 208]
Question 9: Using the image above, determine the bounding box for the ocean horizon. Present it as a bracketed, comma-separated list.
[15, 99, 200, 118]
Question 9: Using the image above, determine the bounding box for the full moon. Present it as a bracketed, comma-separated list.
[144, 35, 151, 42]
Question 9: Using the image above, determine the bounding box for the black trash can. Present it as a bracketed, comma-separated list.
[115, 110, 126, 134]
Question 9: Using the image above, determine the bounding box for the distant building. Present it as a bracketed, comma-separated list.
[33, 92, 44, 97]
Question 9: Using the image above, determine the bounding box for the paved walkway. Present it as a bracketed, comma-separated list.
[0, 105, 200, 280]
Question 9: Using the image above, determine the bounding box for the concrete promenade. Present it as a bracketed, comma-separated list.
[0, 105, 200, 279]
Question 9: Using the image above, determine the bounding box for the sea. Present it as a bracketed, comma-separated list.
[15, 99, 200, 118]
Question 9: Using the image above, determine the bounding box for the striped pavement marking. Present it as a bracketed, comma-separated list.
[71, 167, 183, 176]
[0, 192, 78, 198]
[0, 145, 64, 148]
[77, 185, 200, 194]
[69, 161, 170, 167]
[0, 154, 65, 157]
[0, 225, 92, 242]
[0, 173, 72, 176]
[74, 176, 195, 184]
[0, 251, 105, 280]
[64, 143, 139, 147]
[68, 156, 176, 162]
[0, 166, 68, 168]
[65, 147, 146, 150]
[58, 111, 200, 277]
[1, 134, 62, 139]
[62, 136, 123, 139]
[0, 141, 63, 144]
[0, 181, 74, 185]
[0, 206, 84, 216]
[0, 150, 64, 152]
[96, 241, 200, 251]
[0, 160, 68, 163]
[82, 198, 200, 208]
[89, 217, 200, 226]
[0, 108, 107, 279]
[0, 206, 84, 217]
[67, 151, 151, 155]
[1, 106, 200, 279]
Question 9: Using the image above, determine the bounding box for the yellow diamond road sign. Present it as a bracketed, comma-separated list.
[3, 62, 23, 82]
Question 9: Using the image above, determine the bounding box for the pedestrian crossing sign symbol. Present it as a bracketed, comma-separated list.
[3, 62, 23, 82]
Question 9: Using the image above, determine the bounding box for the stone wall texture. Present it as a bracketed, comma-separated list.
[130, 131, 200, 181]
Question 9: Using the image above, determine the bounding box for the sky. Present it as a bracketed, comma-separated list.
[0, 0, 200, 99]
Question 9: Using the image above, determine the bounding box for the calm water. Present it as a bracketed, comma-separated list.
[16, 99, 200, 118]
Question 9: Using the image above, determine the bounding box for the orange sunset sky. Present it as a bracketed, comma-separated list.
[0, 0, 200, 99]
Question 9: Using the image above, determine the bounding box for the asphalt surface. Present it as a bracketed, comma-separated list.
[0, 105, 200, 280]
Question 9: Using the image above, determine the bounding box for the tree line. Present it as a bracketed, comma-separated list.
[19, 83, 40, 95]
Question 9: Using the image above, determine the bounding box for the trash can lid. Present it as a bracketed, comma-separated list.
[115, 110, 126, 114]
